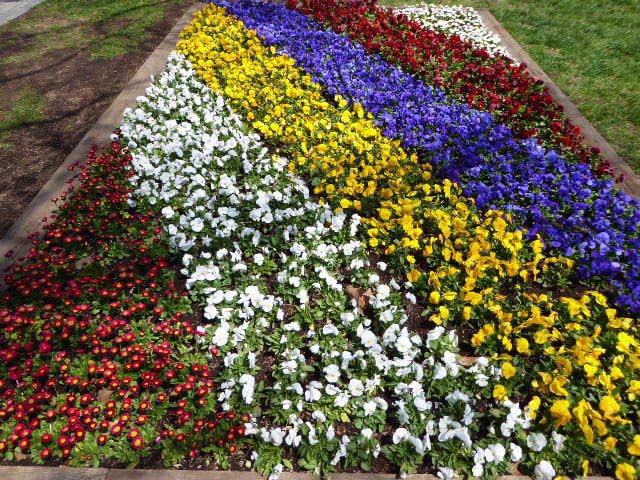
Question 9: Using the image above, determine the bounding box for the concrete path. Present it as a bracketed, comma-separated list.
[0, 0, 46, 27]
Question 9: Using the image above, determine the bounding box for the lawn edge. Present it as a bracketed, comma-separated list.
[0, 1, 205, 287]
[476, 8, 640, 198]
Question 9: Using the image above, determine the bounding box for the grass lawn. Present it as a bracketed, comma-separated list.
[0, 0, 191, 236]
[0, 0, 191, 129]
[0, 0, 189, 65]
[380, 0, 640, 175]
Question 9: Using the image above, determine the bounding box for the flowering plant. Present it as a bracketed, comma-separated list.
[177, 4, 639, 478]
[217, 0, 640, 315]
[0, 142, 244, 467]
[0, 3, 637, 479]
[388, 3, 514, 60]
[288, 0, 614, 177]
[120, 51, 555, 479]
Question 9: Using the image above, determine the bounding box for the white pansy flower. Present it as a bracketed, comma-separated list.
[312, 410, 326, 422]
[534, 461, 556, 480]
[239, 374, 255, 404]
[509, 442, 522, 462]
[324, 364, 341, 384]
[334, 392, 350, 407]
[437, 466, 456, 480]
[363, 401, 377, 416]
[551, 431, 565, 452]
[356, 428, 371, 441]
[395, 334, 413, 354]
[527, 433, 548, 452]
[360, 329, 378, 349]
[392, 428, 409, 444]
[348, 379, 365, 397]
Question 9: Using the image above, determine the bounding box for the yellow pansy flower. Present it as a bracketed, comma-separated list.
[599, 395, 620, 417]
[549, 399, 572, 427]
[407, 269, 421, 283]
[493, 384, 507, 401]
[603, 436, 617, 451]
[628, 435, 640, 456]
[515, 337, 530, 354]
[615, 463, 636, 480]
[429, 291, 440, 305]
[501, 362, 516, 379]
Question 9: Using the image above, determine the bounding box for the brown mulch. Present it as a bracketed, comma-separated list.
[0, 1, 192, 237]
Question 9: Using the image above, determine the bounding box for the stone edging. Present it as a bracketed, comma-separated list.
[0, 2, 204, 288]
[0, 466, 532, 480]
[0, 466, 619, 480]
[477, 8, 640, 199]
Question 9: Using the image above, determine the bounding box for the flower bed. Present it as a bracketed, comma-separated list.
[0, 2, 638, 480]
[0, 143, 245, 467]
[387, 3, 514, 60]
[288, 0, 613, 177]
[120, 52, 544, 480]
[214, 0, 640, 314]
[177, 3, 639, 479]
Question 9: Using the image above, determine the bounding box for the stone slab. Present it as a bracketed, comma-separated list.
[0, 0, 45, 27]
[477, 8, 640, 199]
[0, 466, 109, 480]
[0, 465, 617, 479]
[0, 2, 204, 288]
[105, 470, 260, 480]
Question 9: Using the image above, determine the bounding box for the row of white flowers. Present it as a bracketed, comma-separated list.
[390, 3, 515, 60]
[119, 52, 556, 479]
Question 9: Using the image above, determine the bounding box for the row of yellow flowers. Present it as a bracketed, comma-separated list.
[177, 4, 639, 478]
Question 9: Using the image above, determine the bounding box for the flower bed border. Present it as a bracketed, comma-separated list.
[475, 8, 640, 198]
[0, 2, 205, 288]
[0, 465, 592, 480]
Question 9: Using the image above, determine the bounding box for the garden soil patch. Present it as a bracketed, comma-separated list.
[0, 1, 191, 236]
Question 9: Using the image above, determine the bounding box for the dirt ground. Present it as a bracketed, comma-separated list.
[0, 1, 191, 236]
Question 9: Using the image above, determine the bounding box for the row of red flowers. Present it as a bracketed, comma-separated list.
[288, 0, 614, 177]
[0, 141, 245, 467]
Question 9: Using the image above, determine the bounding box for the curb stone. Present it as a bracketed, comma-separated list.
[477, 8, 640, 199]
[0, 2, 204, 288]
[0, 466, 619, 480]
[0, 466, 499, 479]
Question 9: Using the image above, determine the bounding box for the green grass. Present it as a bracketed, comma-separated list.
[0, 0, 189, 65]
[380, 0, 640, 174]
[0, 138, 14, 154]
[0, 90, 46, 132]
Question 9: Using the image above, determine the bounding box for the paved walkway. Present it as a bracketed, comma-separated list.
[0, 0, 46, 27]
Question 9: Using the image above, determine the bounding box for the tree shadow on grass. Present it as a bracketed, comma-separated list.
[0, 51, 78, 83]
[0, 90, 118, 134]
